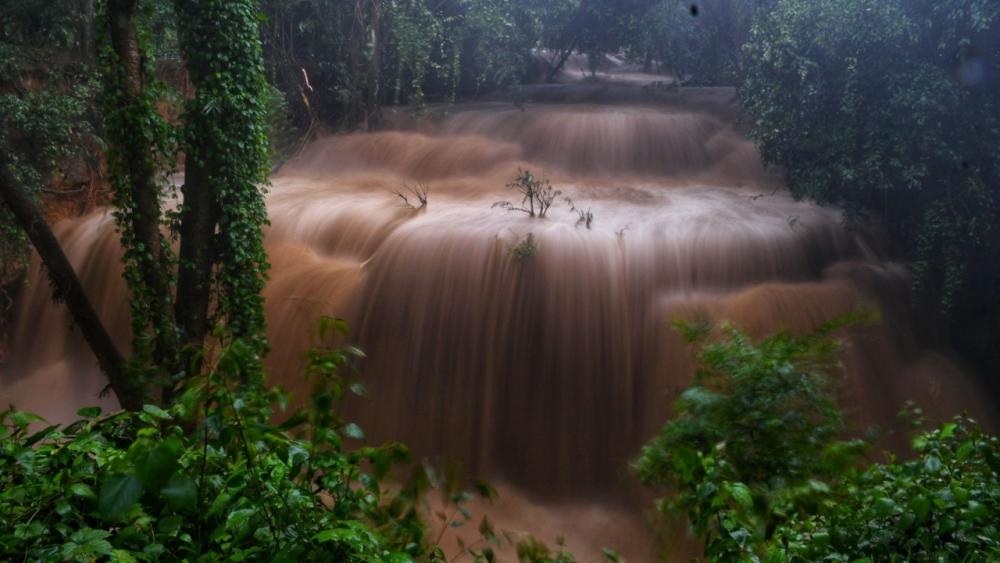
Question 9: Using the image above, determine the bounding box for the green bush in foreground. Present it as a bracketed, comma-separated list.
[774, 411, 1000, 562]
[0, 333, 422, 561]
[636, 319, 1000, 562]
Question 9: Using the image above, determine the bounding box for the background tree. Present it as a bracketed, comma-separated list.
[741, 0, 1000, 390]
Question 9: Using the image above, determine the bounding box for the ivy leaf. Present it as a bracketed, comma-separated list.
[923, 456, 942, 474]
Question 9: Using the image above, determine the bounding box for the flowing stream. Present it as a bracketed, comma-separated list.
[2, 76, 994, 560]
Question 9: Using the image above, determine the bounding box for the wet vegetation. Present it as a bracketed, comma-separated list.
[1, 0, 999, 561]
[636, 316, 1000, 561]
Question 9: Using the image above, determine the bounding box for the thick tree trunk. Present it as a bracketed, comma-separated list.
[171, 0, 223, 375]
[0, 152, 140, 410]
[105, 0, 180, 377]
[174, 160, 218, 373]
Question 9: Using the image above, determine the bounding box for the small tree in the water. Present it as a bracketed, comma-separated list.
[494, 169, 561, 218]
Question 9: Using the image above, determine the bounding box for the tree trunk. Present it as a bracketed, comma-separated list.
[105, 0, 180, 377]
[0, 152, 140, 410]
[171, 0, 225, 373]
[174, 159, 219, 373]
[366, 0, 383, 131]
[546, 37, 579, 82]
[348, 0, 368, 128]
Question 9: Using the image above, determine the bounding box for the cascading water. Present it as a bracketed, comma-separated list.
[2, 84, 994, 560]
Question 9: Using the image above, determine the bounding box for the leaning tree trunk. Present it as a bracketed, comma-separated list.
[0, 152, 140, 410]
[546, 37, 579, 82]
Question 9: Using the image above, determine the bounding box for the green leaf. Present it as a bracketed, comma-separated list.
[910, 494, 931, 521]
[726, 482, 754, 510]
[923, 456, 942, 474]
[157, 514, 184, 535]
[77, 406, 102, 418]
[111, 549, 139, 563]
[160, 475, 197, 512]
[342, 423, 366, 441]
[11, 410, 44, 429]
[25, 424, 58, 446]
[135, 438, 182, 490]
[70, 483, 97, 500]
[98, 474, 143, 521]
[142, 404, 172, 420]
[875, 496, 898, 518]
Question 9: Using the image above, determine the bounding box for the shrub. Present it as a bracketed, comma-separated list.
[493, 169, 561, 218]
[773, 410, 1000, 562]
[634, 318, 866, 560]
[636, 316, 1000, 562]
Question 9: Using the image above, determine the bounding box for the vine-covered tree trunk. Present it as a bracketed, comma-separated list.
[103, 0, 180, 380]
[0, 152, 140, 410]
[174, 0, 272, 375]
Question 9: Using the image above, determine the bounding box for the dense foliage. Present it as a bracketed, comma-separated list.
[1, 333, 407, 561]
[775, 411, 1000, 561]
[0, 323, 492, 561]
[0, 78, 98, 281]
[634, 318, 866, 559]
[741, 0, 1000, 376]
[636, 321, 1000, 561]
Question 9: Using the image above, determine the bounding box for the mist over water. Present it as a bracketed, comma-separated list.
[2, 79, 994, 559]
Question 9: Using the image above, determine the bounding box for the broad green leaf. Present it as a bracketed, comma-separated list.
[135, 438, 182, 490]
[98, 474, 143, 521]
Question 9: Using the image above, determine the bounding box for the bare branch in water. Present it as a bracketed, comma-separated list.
[393, 183, 430, 209]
